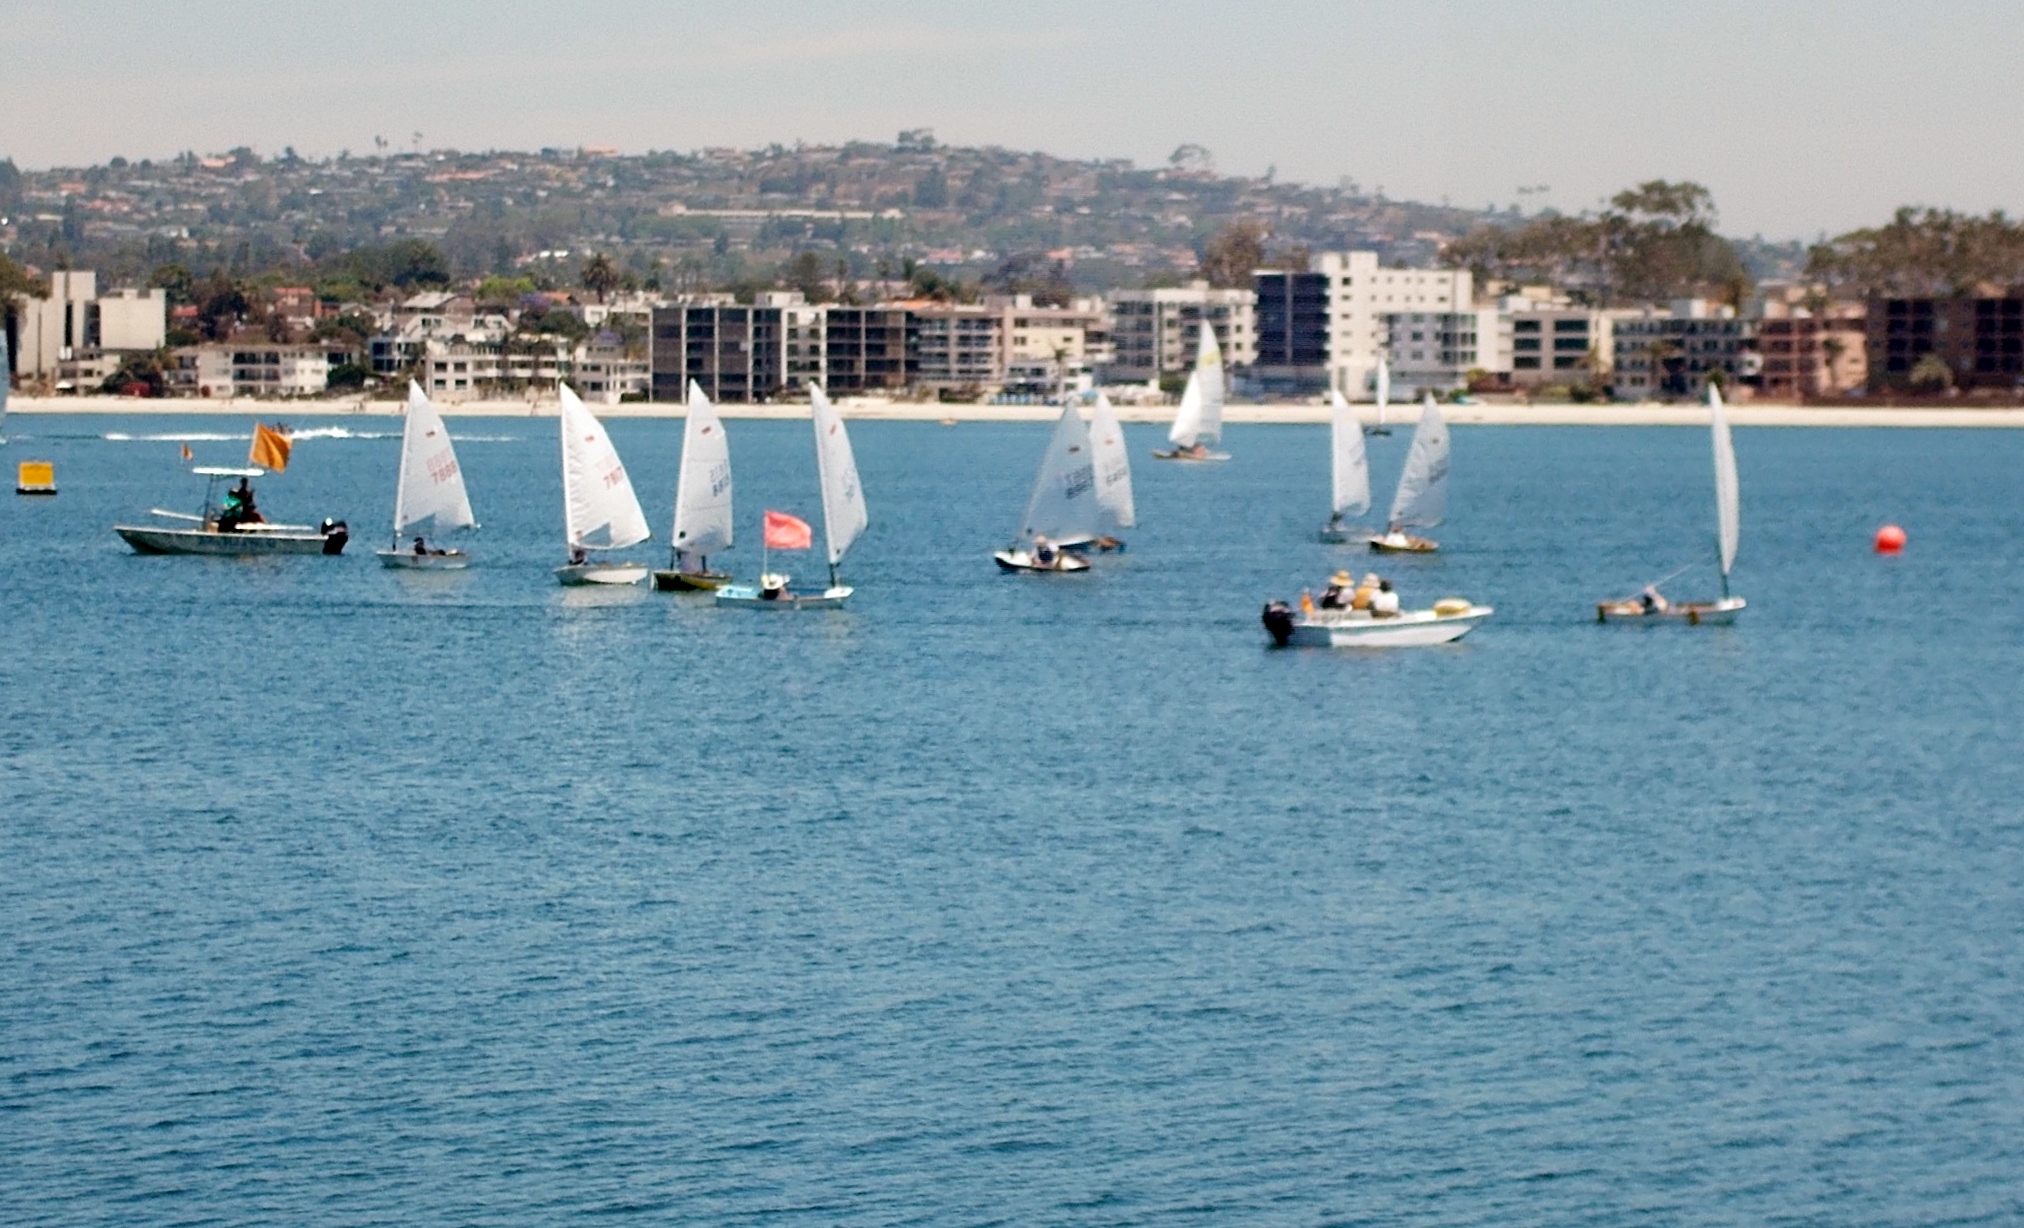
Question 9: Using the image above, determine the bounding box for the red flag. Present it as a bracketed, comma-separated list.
[762, 510, 813, 550]
[180, 444, 194, 460]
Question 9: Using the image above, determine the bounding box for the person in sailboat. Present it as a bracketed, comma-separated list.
[759, 574, 788, 601]
[1638, 585, 1670, 614]
[1033, 534, 1059, 567]
[568, 545, 588, 566]
[1319, 571, 1354, 609]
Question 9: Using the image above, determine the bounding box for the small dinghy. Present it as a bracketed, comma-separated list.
[1081, 391, 1135, 551]
[1152, 325, 1230, 462]
[1317, 387, 1371, 542]
[1262, 594, 1492, 648]
[115, 463, 348, 555]
[377, 381, 476, 569]
[717, 383, 866, 609]
[554, 383, 651, 585]
[1597, 385, 1747, 625]
[652, 380, 735, 592]
[1367, 393, 1447, 553]
[994, 402, 1099, 574]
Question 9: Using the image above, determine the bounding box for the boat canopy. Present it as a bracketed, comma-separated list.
[194, 466, 265, 477]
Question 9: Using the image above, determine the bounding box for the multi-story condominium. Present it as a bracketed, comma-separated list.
[1757, 302, 1867, 398]
[649, 292, 825, 402]
[994, 294, 1110, 396]
[1383, 308, 1501, 394]
[822, 307, 912, 393]
[907, 301, 1004, 391]
[1612, 300, 1759, 399]
[1104, 281, 1255, 384]
[1249, 252, 1472, 396]
[1493, 296, 1620, 388]
[8, 270, 168, 385]
[165, 343, 358, 398]
[1865, 294, 2023, 392]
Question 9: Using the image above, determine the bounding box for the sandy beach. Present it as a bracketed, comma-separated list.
[10, 394, 2024, 428]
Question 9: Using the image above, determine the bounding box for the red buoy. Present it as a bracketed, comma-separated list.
[1874, 524, 1906, 554]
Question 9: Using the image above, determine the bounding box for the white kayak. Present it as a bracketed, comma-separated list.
[1262, 601, 1493, 648]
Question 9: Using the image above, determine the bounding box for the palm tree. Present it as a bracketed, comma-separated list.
[580, 253, 620, 304]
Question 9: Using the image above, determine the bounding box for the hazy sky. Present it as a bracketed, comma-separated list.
[4, 0, 2020, 239]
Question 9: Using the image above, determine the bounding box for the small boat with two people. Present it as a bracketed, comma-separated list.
[1152, 324, 1229, 462]
[1318, 386, 1371, 543]
[995, 402, 1099, 573]
[1262, 569, 1491, 648]
[1596, 384, 1747, 625]
[717, 382, 867, 609]
[652, 379, 735, 591]
[115, 423, 349, 555]
[377, 381, 477, 568]
[554, 383, 652, 585]
[1368, 393, 1448, 554]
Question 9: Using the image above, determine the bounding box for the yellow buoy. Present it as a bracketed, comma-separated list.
[16, 460, 57, 496]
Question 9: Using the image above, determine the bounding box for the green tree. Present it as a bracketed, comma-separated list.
[194, 272, 249, 341]
[579, 252, 620, 303]
[1202, 221, 1265, 288]
[913, 169, 948, 208]
[150, 263, 197, 305]
[1908, 352, 1954, 393]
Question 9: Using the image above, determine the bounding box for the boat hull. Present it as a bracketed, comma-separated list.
[555, 562, 647, 586]
[651, 568, 732, 592]
[1151, 449, 1230, 463]
[116, 524, 347, 555]
[377, 549, 469, 570]
[1267, 604, 1493, 648]
[1368, 533, 1438, 553]
[1596, 596, 1745, 625]
[715, 584, 852, 609]
[993, 548, 1091, 573]
[1318, 523, 1361, 544]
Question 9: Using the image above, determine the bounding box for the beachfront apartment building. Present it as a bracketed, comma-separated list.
[1612, 300, 1759, 399]
[164, 343, 358, 398]
[1864, 293, 2023, 393]
[1103, 282, 1254, 386]
[649, 292, 826, 403]
[7, 270, 168, 389]
[1383, 308, 1502, 395]
[1247, 252, 1473, 397]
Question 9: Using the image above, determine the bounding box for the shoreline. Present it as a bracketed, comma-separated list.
[10, 394, 2024, 428]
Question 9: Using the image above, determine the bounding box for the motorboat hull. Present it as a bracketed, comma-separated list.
[1265, 603, 1493, 648]
[994, 548, 1091, 573]
[715, 584, 852, 609]
[651, 568, 732, 592]
[1369, 533, 1438, 554]
[1151, 449, 1230, 463]
[1596, 596, 1745, 625]
[116, 524, 347, 556]
[378, 549, 469, 570]
[555, 562, 647, 586]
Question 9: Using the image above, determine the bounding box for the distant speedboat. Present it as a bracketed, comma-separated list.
[554, 383, 650, 585]
[652, 379, 735, 592]
[115, 465, 348, 555]
[377, 381, 477, 569]
[1152, 325, 1230, 461]
[994, 402, 1098, 574]
[1366, 393, 1447, 553]
[1597, 385, 1747, 625]
[1262, 595, 1492, 648]
[1318, 387, 1371, 542]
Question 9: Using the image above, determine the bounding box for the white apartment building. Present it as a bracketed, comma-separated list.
[1383, 307, 1501, 394]
[1103, 281, 1255, 384]
[168, 343, 357, 397]
[8, 271, 167, 384]
[1314, 251, 1472, 398]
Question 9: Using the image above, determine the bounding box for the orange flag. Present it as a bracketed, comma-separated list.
[180, 444, 194, 460]
[249, 422, 292, 472]
[762, 509, 813, 550]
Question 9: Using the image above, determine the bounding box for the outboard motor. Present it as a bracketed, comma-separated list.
[1261, 600, 1296, 647]
[320, 518, 349, 555]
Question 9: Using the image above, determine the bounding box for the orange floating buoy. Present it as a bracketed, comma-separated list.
[1874, 524, 1906, 554]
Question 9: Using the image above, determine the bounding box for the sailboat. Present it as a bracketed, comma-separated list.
[1596, 384, 1747, 624]
[554, 382, 651, 585]
[995, 402, 1097, 573]
[1366, 355, 1393, 436]
[1152, 324, 1229, 461]
[1077, 390, 1134, 551]
[652, 379, 734, 591]
[1318, 387, 1371, 543]
[377, 381, 476, 568]
[1368, 393, 1448, 553]
[716, 382, 866, 608]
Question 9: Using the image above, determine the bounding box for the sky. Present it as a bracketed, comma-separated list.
[3, 0, 2021, 240]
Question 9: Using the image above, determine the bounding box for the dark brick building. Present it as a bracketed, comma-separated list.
[1868, 294, 2024, 392]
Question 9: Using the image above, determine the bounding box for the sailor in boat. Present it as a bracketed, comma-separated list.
[1032, 535, 1060, 567]
[1319, 571, 1355, 609]
[1638, 585, 1670, 614]
[759, 574, 789, 601]
[412, 535, 449, 557]
[218, 477, 263, 532]
[568, 545, 588, 566]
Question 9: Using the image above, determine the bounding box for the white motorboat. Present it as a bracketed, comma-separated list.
[1367, 393, 1448, 553]
[716, 382, 866, 608]
[1152, 324, 1230, 461]
[1317, 387, 1371, 542]
[1597, 384, 1746, 624]
[652, 379, 736, 592]
[554, 383, 651, 586]
[115, 466, 349, 555]
[376, 381, 477, 569]
[1262, 598, 1493, 648]
[994, 402, 1099, 574]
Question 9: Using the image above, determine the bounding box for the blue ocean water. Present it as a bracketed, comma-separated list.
[2, 413, 2021, 1226]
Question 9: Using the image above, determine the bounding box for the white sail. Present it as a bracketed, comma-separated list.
[1167, 323, 1225, 446]
[1710, 384, 1740, 578]
[0, 329, 10, 439]
[1387, 394, 1449, 530]
[1088, 392, 1136, 531]
[1017, 403, 1100, 546]
[558, 383, 650, 550]
[1329, 388, 1370, 519]
[809, 383, 867, 567]
[671, 379, 733, 560]
[1375, 355, 1390, 424]
[392, 381, 476, 537]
